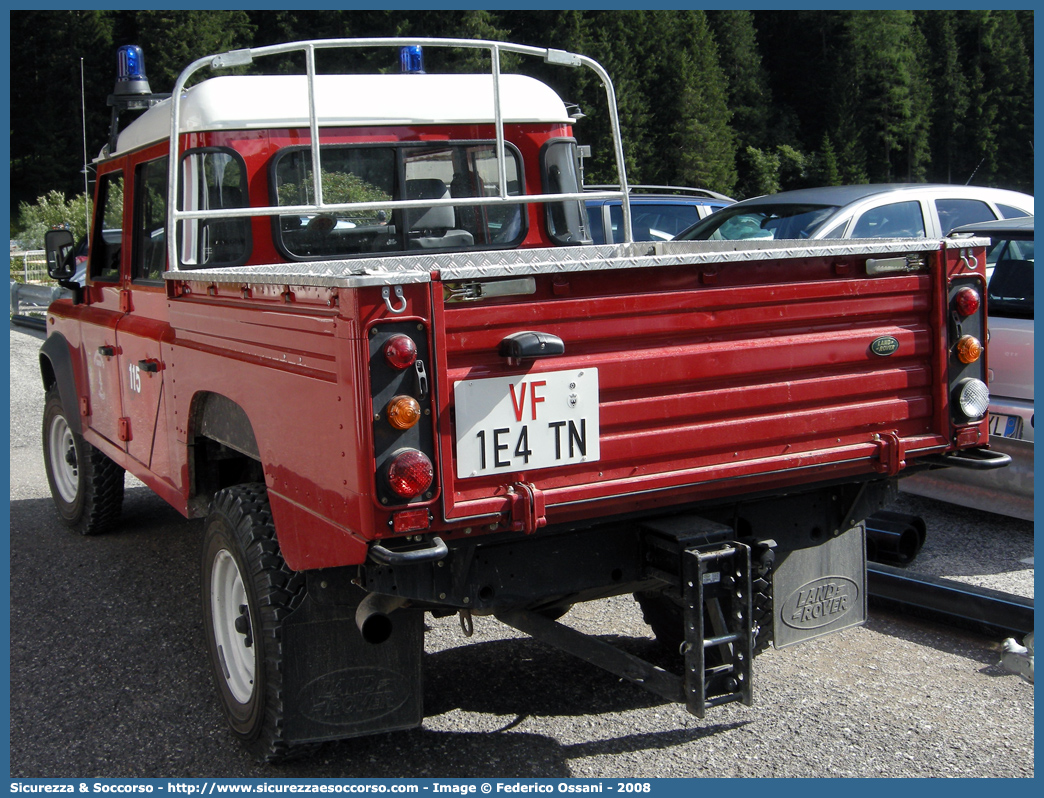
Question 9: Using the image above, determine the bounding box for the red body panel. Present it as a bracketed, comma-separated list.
[433, 252, 977, 529]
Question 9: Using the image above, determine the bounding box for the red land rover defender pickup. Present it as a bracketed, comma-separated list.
[40, 38, 1006, 761]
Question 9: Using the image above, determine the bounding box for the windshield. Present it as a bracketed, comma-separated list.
[676, 203, 840, 241]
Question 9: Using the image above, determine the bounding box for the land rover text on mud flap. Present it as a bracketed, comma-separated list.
[40, 38, 1008, 761]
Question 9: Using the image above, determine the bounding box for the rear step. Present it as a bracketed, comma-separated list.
[497, 518, 754, 718]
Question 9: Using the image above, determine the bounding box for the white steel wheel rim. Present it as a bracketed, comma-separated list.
[48, 413, 79, 504]
[211, 548, 256, 705]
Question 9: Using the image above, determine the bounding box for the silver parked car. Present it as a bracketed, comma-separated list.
[674, 184, 1033, 242]
[901, 216, 1034, 520]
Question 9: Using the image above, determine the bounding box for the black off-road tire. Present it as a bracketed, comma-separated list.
[42, 386, 124, 535]
[201, 483, 308, 763]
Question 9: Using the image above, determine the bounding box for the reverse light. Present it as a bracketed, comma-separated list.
[955, 335, 983, 364]
[383, 334, 418, 370]
[386, 449, 433, 499]
[386, 395, 422, 430]
[953, 378, 990, 421]
[953, 286, 981, 317]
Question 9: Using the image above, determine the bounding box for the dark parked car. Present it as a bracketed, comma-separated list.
[585, 185, 734, 244]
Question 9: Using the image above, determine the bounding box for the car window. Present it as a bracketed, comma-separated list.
[997, 204, 1031, 219]
[819, 220, 850, 239]
[586, 204, 606, 244]
[935, 199, 996, 235]
[678, 203, 838, 241]
[850, 200, 926, 239]
[609, 203, 702, 241]
[988, 242, 1034, 319]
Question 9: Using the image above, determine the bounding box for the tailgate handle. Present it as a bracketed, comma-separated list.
[500, 331, 565, 365]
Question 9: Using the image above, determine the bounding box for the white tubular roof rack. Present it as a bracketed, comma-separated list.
[164, 37, 633, 273]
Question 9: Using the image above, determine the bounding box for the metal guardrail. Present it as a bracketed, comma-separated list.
[868, 562, 1034, 638]
[10, 249, 49, 284]
[10, 279, 66, 330]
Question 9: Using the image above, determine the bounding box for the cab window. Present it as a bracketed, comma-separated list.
[90, 170, 124, 282]
[272, 142, 525, 260]
[133, 157, 168, 281]
[178, 148, 251, 269]
[541, 139, 591, 245]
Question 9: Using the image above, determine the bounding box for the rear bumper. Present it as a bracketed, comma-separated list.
[900, 436, 1033, 520]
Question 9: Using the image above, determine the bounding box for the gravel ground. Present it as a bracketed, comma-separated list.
[9, 323, 1034, 779]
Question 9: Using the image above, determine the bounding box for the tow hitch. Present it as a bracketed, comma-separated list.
[497, 518, 755, 718]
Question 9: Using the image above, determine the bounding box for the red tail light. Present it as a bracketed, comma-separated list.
[386, 449, 433, 498]
[953, 286, 981, 317]
[384, 334, 417, 370]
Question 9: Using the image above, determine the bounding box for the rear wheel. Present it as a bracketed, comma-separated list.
[42, 387, 124, 535]
[201, 483, 307, 763]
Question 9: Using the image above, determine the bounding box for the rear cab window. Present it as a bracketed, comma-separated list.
[178, 148, 251, 269]
[541, 139, 591, 245]
[271, 141, 526, 259]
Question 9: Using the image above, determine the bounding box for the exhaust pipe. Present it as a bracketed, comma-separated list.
[355, 593, 408, 644]
[865, 512, 926, 566]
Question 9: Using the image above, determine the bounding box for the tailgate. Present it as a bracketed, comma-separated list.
[432, 243, 953, 526]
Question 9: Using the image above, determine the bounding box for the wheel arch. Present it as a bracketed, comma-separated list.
[39, 333, 82, 435]
[187, 391, 265, 516]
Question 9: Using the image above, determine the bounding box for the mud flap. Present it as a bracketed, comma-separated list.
[281, 580, 423, 744]
[772, 523, 867, 648]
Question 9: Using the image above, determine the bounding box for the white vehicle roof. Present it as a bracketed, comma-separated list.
[113, 73, 571, 156]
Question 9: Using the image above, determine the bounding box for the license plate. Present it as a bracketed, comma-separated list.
[454, 369, 600, 478]
[988, 412, 1023, 439]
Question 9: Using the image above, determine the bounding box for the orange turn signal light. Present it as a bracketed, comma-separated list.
[955, 335, 983, 364]
[386, 395, 422, 430]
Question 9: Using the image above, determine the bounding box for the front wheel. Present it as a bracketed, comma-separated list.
[201, 484, 306, 763]
[42, 386, 124, 535]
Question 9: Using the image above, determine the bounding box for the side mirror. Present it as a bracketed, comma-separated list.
[44, 229, 76, 281]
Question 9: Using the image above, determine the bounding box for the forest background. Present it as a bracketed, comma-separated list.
[8, 9, 1034, 242]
